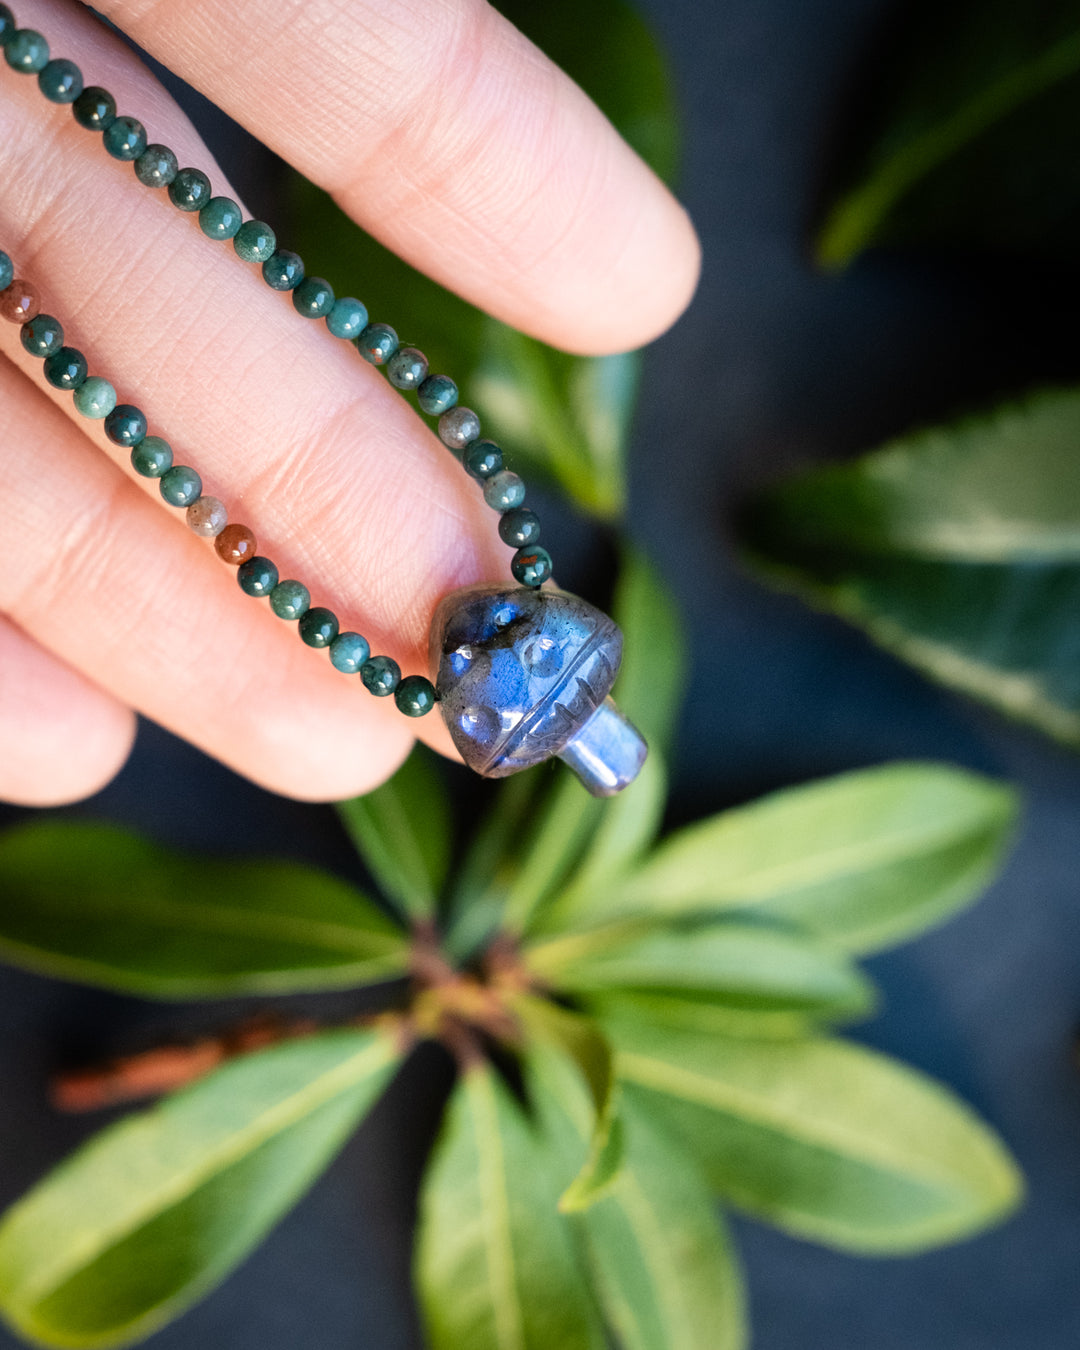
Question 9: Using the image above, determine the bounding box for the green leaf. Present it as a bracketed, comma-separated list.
[566, 763, 1017, 953]
[609, 548, 687, 753]
[816, 3, 1080, 266]
[582, 990, 831, 1042]
[742, 389, 1080, 750]
[415, 1063, 605, 1350]
[528, 921, 876, 1024]
[0, 1028, 403, 1348]
[0, 820, 409, 998]
[527, 1041, 747, 1350]
[335, 746, 451, 924]
[604, 1013, 1023, 1255]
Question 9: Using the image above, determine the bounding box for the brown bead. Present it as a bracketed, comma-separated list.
[215, 523, 257, 565]
[0, 281, 40, 325]
[186, 495, 228, 538]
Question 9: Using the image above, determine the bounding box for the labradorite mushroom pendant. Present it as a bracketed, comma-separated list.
[430, 584, 647, 797]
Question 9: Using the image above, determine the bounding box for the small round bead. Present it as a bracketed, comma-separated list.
[104, 404, 147, 448]
[329, 631, 371, 675]
[134, 144, 178, 188]
[73, 376, 117, 420]
[298, 606, 339, 649]
[498, 506, 541, 548]
[0, 6, 14, 45]
[5, 29, 49, 73]
[292, 276, 335, 319]
[233, 220, 276, 264]
[159, 464, 202, 507]
[325, 296, 368, 340]
[463, 439, 504, 480]
[72, 86, 116, 132]
[130, 435, 172, 478]
[355, 323, 398, 366]
[512, 545, 553, 588]
[168, 168, 211, 213]
[38, 57, 83, 103]
[417, 374, 459, 416]
[215, 524, 257, 565]
[0, 280, 39, 324]
[199, 196, 242, 241]
[186, 495, 228, 537]
[20, 313, 64, 358]
[262, 249, 304, 291]
[438, 406, 480, 453]
[361, 655, 401, 697]
[0, 251, 12, 292]
[269, 579, 311, 621]
[395, 675, 437, 718]
[238, 556, 279, 597]
[483, 470, 526, 512]
[386, 346, 428, 390]
[43, 346, 88, 391]
[103, 115, 147, 161]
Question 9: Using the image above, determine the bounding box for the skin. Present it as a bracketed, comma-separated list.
[0, 0, 700, 805]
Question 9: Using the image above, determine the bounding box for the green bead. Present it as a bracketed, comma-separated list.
[361, 655, 401, 696]
[238, 556, 279, 597]
[326, 297, 367, 340]
[38, 58, 83, 103]
[329, 631, 371, 674]
[292, 276, 334, 319]
[355, 323, 398, 366]
[104, 404, 147, 448]
[417, 374, 458, 416]
[73, 376, 117, 419]
[298, 606, 339, 648]
[269, 579, 311, 621]
[199, 196, 242, 241]
[0, 250, 12, 291]
[498, 507, 541, 548]
[0, 6, 14, 46]
[387, 346, 427, 390]
[5, 29, 48, 73]
[395, 675, 437, 717]
[72, 86, 116, 132]
[483, 470, 526, 512]
[20, 313, 64, 358]
[511, 545, 553, 588]
[43, 346, 88, 391]
[134, 144, 178, 188]
[131, 435, 172, 478]
[160, 465, 202, 507]
[262, 250, 304, 291]
[463, 439, 503, 480]
[169, 168, 211, 212]
[233, 220, 276, 263]
[103, 116, 147, 161]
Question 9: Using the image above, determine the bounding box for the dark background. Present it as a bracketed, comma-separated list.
[2, 0, 1080, 1345]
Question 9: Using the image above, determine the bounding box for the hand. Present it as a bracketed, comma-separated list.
[0, 0, 700, 805]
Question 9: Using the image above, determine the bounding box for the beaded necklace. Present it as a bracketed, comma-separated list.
[0, 5, 647, 796]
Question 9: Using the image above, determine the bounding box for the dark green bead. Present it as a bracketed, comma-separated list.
[463, 439, 503, 480]
[131, 435, 172, 478]
[262, 250, 304, 291]
[0, 6, 14, 46]
[160, 465, 202, 507]
[103, 116, 147, 161]
[72, 86, 116, 132]
[326, 297, 367, 340]
[395, 675, 437, 718]
[298, 606, 339, 648]
[329, 631, 371, 674]
[498, 507, 541, 548]
[20, 314, 63, 358]
[361, 655, 401, 696]
[0, 250, 12, 291]
[483, 470, 526, 512]
[511, 545, 553, 588]
[134, 144, 178, 188]
[168, 168, 211, 212]
[355, 323, 398, 366]
[5, 29, 48, 73]
[238, 556, 279, 597]
[199, 196, 242, 241]
[43, 346, 88, 391]
[386, 346, 427, 390]
[73, 377, 116, 419]
[292, 276, 334, 319]
[38, 58, 83, 103]
[417, 373, 458, 416]
[233, 220, 276, 263]
[269, 579, 311, 621]
[104, 404, 147, 448]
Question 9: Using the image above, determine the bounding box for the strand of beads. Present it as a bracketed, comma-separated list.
[0, 4, 554, 593]
[0, 248, 438, 717]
